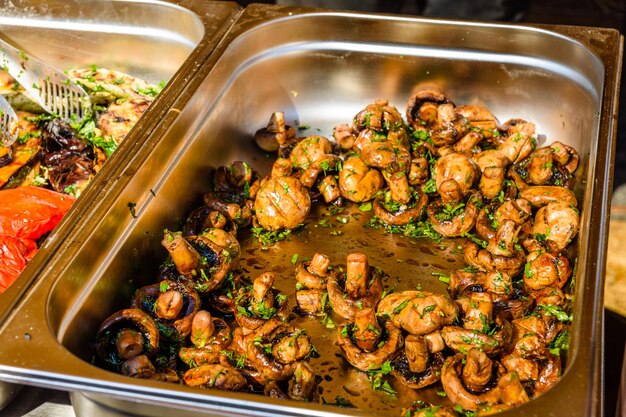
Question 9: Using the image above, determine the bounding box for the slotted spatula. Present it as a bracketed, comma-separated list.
[0, 38, 91, 123]
[0, 94, 19, 147]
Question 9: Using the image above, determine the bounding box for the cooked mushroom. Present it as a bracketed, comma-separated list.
[333, 123, 356, 150]
[183, 363, 248, 391]
[519, 185, 578, 208]
[95, 309, 160, 371]
[288, 361, 318, 401]
[408, 157, 429, 185]
[526, 201, 579, 254]
[245, 319, 311, 381]
[406, 91, 468, 146]
[373, 188, 429, 226]
[234, 272, 289, 332]
[440, 353, 502, 411]
[352, 307, 382, 352]
[462, 241, 525, 278]
[362, 141, 411, 174]
[295, 253, 332, 315]
[391, 337, 443, 389]
[462, 348, 493, 392]
[317, 175, 341, 203]
[120, 354, 156, 379]
[473, 150, 510, 200]
[254, 174, 311, 231]
[550, 141, 579, 174]
[183, 207, 237, 237]
[526, 147, 554, 185]
[337, 319, 402, 371]
[452, 131, 483, 156]
[434, 152, 477, 197]
[338, 156, 384, 202]
[458, 292, 493, 332]
[254, 111, 296, 152]
[353, 99, 404, 133]
[204, 192, 253, 228]
[289, 135, 339, 187]
[441, 316, 512, 356]
[377, 290, 458, 335]
[497, 119, 536, 164]
[212, 160, 260, 204]
[427, 193, 479, 237]
[523, 251, 572, 291]
[131, 279, 201, 338]
[179, 311, 232, 367]
[455, 105, 498, 136]
[533, 353, 562, 396]
[161, 231, 232, 293]
[327, 252, 383, 320]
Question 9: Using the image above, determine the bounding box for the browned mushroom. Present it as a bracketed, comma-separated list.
[234, 272, 289, 332]
[362, 141, 411, 174]
[353, 99, 404, 133]
[333, 123, 356, 150]
[526, 147, 554, 185]
[462, 241, 525, 278]
[434, 152, 478, 198]
[245, 319, 311, 381]
[289, 135, 339, 187]
[458, 292, 493, 332]
[473, 150, 510, 200]
[497, 119, 536, 164]
[204, 192, 253, 227]
[519, 185, 577, 208]
[179, 311, 232, 367]
[121, 354, 156, 378]
[377, 290, 458, 335]
[526, 201, 579, 254]
[131, 279, 201, 338]
[523, 251, 572, 291]
[337, 319, 402, 371]
[95, 309, 160, 371]
[550, 141, 579, 174]
[440, 353, 502, 411]
[391, 336, 443, 389]
[317, 175, 341, 204]
[533, 353, 561, 396]
[408, 157, 430, 185]
[183, 363, 248, 391]
[406, 91, 468, 146]
[441, 316, 512, 356]
[254, 112, 296, 152]
[295, 253, 332, 315]
[338, 156, 384, 202]
[254, 174, 311, 231]
[212, 160, 260, 204]
[427, 193, 479, 237]
[327, 252, 383, 320]
[373, 188, 429, 226]
[288, 361, 318, 401]
[161, 231, 233, 294]
[455, 105, 498, 136]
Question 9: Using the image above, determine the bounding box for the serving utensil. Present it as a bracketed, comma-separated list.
[0, 38, 91, 124]
[0, 94, 18, 147]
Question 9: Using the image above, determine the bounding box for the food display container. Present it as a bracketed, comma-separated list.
[0, 0, 241, 409]
[0, 4, 621, 417]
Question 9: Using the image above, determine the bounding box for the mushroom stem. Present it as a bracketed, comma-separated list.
[318, 175, 341, 203]
[271, 158, 292, 178]
[385, 171, 411, 204]
[345, 253, 369, 298]
[438, 179, 462, 204]
[463, 292, 493, 332]
[309, 253, 331, 277]
[155, 290, 184, 320]
[462, 349, 493, 392]
[116, 329, 144, 360]
[191, 310, 215, 348]
[353, 308, 382, 352]
[405, 335, 429, 373]
[251, 272, 275, 313]
[161, 231, 201, 277]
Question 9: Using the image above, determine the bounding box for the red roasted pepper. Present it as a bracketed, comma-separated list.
[0, 186, 75, 292]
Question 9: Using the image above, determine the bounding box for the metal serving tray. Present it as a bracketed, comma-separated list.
[0, 0, 241, 409]
[0, 5, 621, 417]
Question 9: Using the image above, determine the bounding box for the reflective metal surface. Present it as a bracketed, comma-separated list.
[0, 5, 621, 417]
[0, 0, 241, 410]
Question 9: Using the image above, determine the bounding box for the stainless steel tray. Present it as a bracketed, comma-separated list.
[0, 0, 241, 410]
[0, 5, 621, 417]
